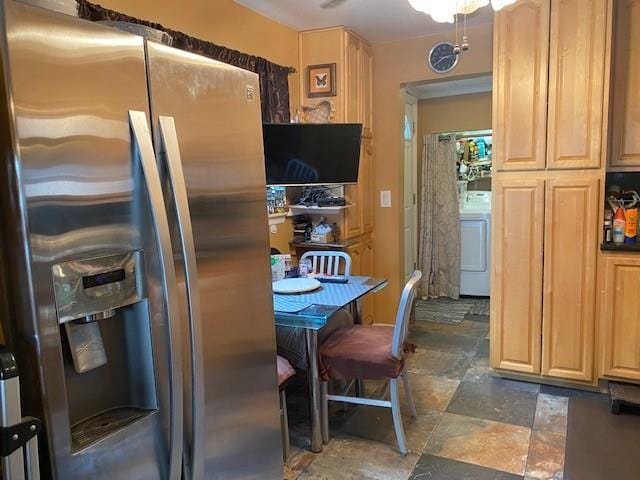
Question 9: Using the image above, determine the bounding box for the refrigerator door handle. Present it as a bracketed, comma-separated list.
[129, 111, 183, 480]
[158, 116, 205, 480]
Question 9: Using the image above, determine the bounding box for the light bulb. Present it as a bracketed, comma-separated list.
[491, 0, 517, 10]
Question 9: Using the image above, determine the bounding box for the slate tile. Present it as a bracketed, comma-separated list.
[401, 373, 460, 411]
[524, 430, 565, 480]
[336, 405, 442, 454]
[462, 362, 541, 394]
[425, 413, 531, 476]
[409, 330, 482, 354]
[465, 314, 491, 324]
[539, 385, 607, 402]
[410, 454, 524, 479]
[411, 319, 489, 338]
[446, 380, 538, 427]
[533, 394, 568, 434]
[298, 434, 419, 480]
[408, 348, 474, 379]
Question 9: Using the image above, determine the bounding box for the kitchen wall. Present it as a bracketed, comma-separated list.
[372, 24, 493, 323]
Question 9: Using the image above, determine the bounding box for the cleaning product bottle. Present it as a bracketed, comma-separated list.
[613, 207, 626, 244]
[625, 207, 638, 244]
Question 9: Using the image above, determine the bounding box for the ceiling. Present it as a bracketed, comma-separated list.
[234, 0, 495, 44]
[407, 74, 493, 99]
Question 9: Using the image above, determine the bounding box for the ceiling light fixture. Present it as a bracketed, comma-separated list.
[407, 0, 517, 23]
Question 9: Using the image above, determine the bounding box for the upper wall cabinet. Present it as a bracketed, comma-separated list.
[493, 0, 549, 171]
[299, 27, 373, 138]
[546, 0, 608, 170]
[610, 0, 640, 168]
[494, 0, 609, 172]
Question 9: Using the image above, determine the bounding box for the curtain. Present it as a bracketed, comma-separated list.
[76, 0, 294, 123]
[418, 134, 460, 299]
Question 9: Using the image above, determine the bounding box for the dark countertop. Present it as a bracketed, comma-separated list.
[601, 242, 640, 252]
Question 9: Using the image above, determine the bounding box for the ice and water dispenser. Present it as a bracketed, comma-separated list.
[52, 251, 158, 451]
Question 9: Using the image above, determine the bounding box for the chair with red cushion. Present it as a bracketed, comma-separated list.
[277, 355, 296, 461]
[319, 270, 422, 454]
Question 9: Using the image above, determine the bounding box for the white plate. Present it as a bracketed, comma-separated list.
[273, 278, 321, 294]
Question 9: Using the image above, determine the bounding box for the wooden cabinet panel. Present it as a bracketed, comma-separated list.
[361, 139, 374, 233]
[542, 176, 599, 381]
[493, 0, 549, 171]
[361, 42, 373, 138]
[346, 240, 362, 276]
[602, 256, 640, 380]
[344, 138, 373, 239]
[546, 0, 607, 170]
[610, 0, 640, 168]
[491, 177, 545, 373]
[345, 32, 361, 124]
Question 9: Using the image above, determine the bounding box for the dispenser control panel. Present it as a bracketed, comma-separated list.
[52, 251, 145, 324]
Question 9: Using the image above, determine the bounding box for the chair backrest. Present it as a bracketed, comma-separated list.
[391, 270, 423, 358]
[300, 251, 351, 276]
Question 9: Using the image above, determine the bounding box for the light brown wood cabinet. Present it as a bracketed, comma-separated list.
[601, 256, 640, 381]
[345, 233, 374, 324]
[299, 27, 373, 137]
[344, 138, 374, 238]
[491, 176, 545, 374]
[491, 0, 611, 385]
[494, 0, 608, 172]
[493, 0, 549, 172]
[541, 175, 599, 381]
[546, 0, 608, 170]
[610, 0, 640, 168]
[491, 174, 600, 381]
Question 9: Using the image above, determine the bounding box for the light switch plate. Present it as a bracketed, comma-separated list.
[380, 190, 392, 208]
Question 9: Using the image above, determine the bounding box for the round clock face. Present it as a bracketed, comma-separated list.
[428, 42, 459, 73]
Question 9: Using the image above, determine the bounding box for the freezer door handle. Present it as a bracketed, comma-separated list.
[158, 116, 205, 480]
[129, 111, 183, 480]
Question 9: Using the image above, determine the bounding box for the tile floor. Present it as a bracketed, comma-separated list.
[284, 311, 572, 480]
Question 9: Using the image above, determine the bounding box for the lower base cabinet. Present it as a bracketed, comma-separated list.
[491, 173, 599, 383]
[602, 256, 640, 381]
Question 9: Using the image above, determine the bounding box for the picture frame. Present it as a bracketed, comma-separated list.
[307, 63, 337, 98]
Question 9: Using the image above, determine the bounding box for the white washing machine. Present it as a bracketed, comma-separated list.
[460, 191, 491, 296]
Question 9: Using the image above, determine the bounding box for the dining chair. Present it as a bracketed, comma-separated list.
[300, 251, 351, 276]
[318, 270, 423, 455]
[277, 355, 296, 461]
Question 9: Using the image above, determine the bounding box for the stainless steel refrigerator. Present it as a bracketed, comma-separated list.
[0, 1, 283, 478]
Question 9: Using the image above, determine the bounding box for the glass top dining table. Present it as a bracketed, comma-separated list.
[273, 276, 388, 329]
[272, 275, 388, 453]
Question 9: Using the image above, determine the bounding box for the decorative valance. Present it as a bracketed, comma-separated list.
[77, 0, 294, 123]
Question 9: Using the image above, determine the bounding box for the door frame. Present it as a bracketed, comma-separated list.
[403, 92, 418, 281]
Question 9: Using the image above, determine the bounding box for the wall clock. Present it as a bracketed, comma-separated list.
[428, 42, 459, 74]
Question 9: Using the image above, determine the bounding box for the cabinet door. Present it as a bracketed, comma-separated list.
[542, 176, 599, 381]
[360, 139, 374, 233]
[610, 0, 640, 168]
[360, 42, 373, 138]
[493, 0, 550, 171]
[345, 32, 361, 124]
[546, 0, 608, 170]
[361, 236, 374, 324]
[491, 177, 545, 373]
[602, 256, 640, 380]
[344, 142, 367, 239]
[346, 241, 362, 276]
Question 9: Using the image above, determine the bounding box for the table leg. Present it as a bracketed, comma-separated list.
[305, 329, 323, 453]
[351, 301, 364, 397]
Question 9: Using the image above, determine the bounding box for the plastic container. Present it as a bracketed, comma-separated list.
[613, 208, 626, 244]
[625, 208, 638, 244]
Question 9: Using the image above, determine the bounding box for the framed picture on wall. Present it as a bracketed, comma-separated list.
[307, 63, 337, 98]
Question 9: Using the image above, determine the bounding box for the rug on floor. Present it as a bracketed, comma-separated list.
[414, 298, 489, 324]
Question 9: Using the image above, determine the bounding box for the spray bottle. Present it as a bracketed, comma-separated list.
[613, 207, 626, 244]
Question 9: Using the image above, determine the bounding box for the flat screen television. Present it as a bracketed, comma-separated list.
[262, 123, 363, 186]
